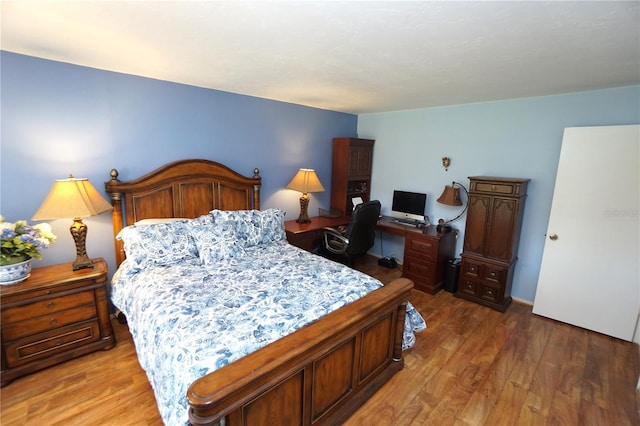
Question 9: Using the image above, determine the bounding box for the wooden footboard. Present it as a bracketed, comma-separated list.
[188, 277, 413, 425]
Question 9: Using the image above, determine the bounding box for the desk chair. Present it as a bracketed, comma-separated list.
[318, 200, 381, 266]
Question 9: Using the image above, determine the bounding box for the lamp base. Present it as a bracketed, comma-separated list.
[70, 218, 94, 270]
[296, 194, 311, 223]
[73, 255, 94, 271]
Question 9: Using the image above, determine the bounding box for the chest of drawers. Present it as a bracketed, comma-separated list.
[0, 258, 115, 386]
[401, 226, 456, 294]
[457, 177, 529, 311]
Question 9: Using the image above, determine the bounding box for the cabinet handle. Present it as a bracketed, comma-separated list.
[549, 233, 558, 241]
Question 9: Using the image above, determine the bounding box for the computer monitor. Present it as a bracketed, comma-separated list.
[391, 190, 427, 222]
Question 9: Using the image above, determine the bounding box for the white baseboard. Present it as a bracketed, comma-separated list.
[512, 296, 533, 306]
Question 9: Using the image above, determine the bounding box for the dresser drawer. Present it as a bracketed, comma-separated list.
[2, 303, 97, 341]
[2, 291, 95, 323]
[405, 235, 437, 261]
[458, 278, 479, 297]
[461, 258, 482, 278]
[484, 264, 507, 285]
[4, 320, 101, 367]
[478, 282, 503, 305]
[460, 258, 507, 286]
[470, 178, 527, 197]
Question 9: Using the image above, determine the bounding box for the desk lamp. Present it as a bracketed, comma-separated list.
[436, 181, 468, 233]
[32, 175, 112, 270]
[286, 168, 325, 223]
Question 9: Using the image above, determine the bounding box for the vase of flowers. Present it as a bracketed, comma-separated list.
[0, 215, 56, 285]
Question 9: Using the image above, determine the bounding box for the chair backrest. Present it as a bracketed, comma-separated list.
[344, 200, 381, 255]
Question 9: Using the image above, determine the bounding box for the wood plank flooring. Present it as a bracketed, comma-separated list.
[2, 256, 638, 425]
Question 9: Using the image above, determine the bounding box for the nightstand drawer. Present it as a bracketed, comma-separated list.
[2, 291, 95, 323]
[4, 320, 100, 367]
[2, 304, 97, 341]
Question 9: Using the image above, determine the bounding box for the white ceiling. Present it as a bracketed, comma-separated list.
[2, 1, 639, 114]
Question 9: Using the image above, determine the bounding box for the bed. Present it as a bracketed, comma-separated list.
[105, 159, 424, 426]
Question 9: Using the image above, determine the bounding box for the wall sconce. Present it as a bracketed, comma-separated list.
[442, 157, 451, 171]
[286, 168, 325, 223]
[436, 181, 468, 233]
[32, 175, 112, 270]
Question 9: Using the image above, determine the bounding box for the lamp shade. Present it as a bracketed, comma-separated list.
[436, 185, 462, 207]
[32, 175, 112, 220]
[286, 169, 325, 194]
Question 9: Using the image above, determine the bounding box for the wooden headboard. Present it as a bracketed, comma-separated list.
[104, 159, 261, 266]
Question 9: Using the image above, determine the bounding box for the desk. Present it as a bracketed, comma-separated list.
[377, 217, 456, 295]
[285, 216, 456, 295]
[285, 216, 349, 252]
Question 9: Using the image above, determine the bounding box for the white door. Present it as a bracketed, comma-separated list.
[533, 125, 639, 341]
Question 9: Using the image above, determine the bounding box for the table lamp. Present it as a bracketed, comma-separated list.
[32, 175, 112, 270]
[436, 181, 468, 233]
[286, 168, 325, 223]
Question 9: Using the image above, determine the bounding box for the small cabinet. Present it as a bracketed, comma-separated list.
[0, 258, 115, 386]
[457, 177, 529, 312]
[330, 138, 374, 216]
[402, 226, 456, 294]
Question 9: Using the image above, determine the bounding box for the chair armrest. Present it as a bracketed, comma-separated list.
[323, 227, 349, 254]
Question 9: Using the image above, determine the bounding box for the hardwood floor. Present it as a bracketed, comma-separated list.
[2, 256, 638, 425]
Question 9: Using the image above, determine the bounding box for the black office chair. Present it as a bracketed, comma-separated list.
[318, 200, 381, 266]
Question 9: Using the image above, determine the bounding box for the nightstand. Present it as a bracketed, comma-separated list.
[0, 258, 115, 386]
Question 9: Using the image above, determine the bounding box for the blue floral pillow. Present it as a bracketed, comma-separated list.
[252, 209, 286, 245]
[116, 221, 200, 269]
[210, 209, 286, 248]
[189, 223, 246, 265]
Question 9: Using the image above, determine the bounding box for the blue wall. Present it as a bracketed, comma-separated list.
[3, 51, 638, 304]
[0, 52, 357, 274]
[358, 86, 640, 303]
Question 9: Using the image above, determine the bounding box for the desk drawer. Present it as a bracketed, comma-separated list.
[403, 256, 436, 286]
[4, 320, 101, 367]
[405, 234, 437, 261]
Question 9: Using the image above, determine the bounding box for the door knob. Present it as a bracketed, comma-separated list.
[548, 233, 558, 241]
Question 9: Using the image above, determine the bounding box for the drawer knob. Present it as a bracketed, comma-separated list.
[55, 338, 63, 346]
[49, 318, 57, 325]
[491, 185, 496, 191]
[47, 301, 55, 309]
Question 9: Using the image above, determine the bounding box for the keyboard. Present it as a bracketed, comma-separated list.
[392, 218, 422, 227]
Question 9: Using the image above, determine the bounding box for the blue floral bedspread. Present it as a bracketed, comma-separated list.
[111, 218, 425, 425]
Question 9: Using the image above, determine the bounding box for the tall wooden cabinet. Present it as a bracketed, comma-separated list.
[330, 138, 374, 216]
[456, 176, 529, 312]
